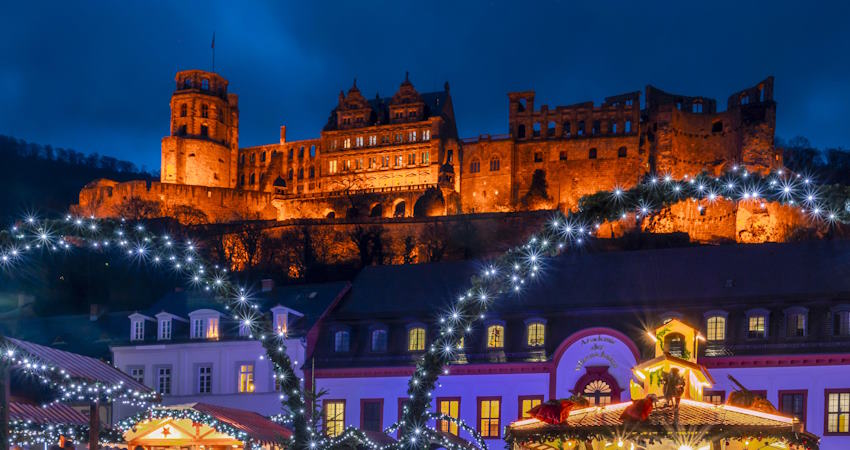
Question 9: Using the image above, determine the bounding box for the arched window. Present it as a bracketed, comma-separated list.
[240, 174, 245, 185]
[563, 122, 571, 137]
[664, 332, 685, 357]
[310, 144, 317, 158]
[588, 148, 597, 159]
[394, 201, 406, 218]
[527, 322, 545, 347]
[547, 121, 556, 137]
[706, 316, 726, 341]
[740, 94, 750, 105]
[490, 157, 500, 172]
[582, 379, 612, 406]
[371, 329, 388, 352]
[308, 167, 315, 178]
[201, 78, 209, 90]
[200, 104, 209, 118]
[334, 330, 350, 352]
[486, 325, 504, 349]
[287, 168, 293, 180]
[200, 124, 208, 137]
[250, 153, 255, 164]
[297, 168, 304, 179]
[249, 173, 255, 185]
[182, 78, 192, 89]
[470, 159, 480, 173]
[516, 124, 526, 139]
[179, 103, 187, 117]
[617, 146, 627, 158]
[577, 121, 585, 136]
[408, 327, 426, 351]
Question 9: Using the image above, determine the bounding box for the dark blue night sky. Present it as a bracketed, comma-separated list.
[2, 1, 849, 171]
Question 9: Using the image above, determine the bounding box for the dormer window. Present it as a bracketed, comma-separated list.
[704, 311, 728, 342]
[131, 320, 144, 341]
[487, 324, 504, 349]
[785, 307, 808, 337]
[158, 319, 172, 340]
[833, 306, 850, 337]
[192, 318, 205, 339]
[334, 330, 350, 352]
[190, 310, 221, 340]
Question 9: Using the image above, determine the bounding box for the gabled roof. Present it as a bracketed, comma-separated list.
[6, 337, 148, 392]
[323, 90, 450, 131]
[156, 402, 292, 445]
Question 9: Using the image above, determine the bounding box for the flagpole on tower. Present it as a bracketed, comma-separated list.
[211, 32, 216, 73]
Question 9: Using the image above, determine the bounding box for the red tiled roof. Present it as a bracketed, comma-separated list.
[10, 402, 88, 425]
[7, 337, 148, 392]
[192, 403, 292, 445]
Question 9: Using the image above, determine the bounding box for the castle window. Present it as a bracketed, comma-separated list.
[299, 146, 305, 158]
[201, 104, 209, 118]
[343, 159, 351, 171]
[712, 121, 723, 133]
[591, 120, 600, 135]
[547, 121, 556, 137]
[563, 122, 571, 137]
[249, 173, 255, 185]
[344, 138, 351, 149]
[693, 102, 703, 113]
[334, 330, 350, 352]
[421, 151, 429, 164]
[741, 94, 750, 105]
[408, 327, 426, 351]
[368, 135, 377, 146]
[588, 148, 597, 159]
[355, 136, 364, 147]
[447, 149, 453, 163]
[382, 156, 390, 168]
[610, 121, 617, 134]
[470, 159, 480, 173]
[178, 125, 187, 135]
[288, 148, 294, 159]
[409, 130, 417, 141]
[250, 153, 255, 164]
[533, 122, 541, 137]
[786, 307, 808, 337]
[369, 157, 377, 169]
[559, 151, 567, 161]
[423, 129, 431, 141]
[288, 168, 294, 180]
[182, 78, 192, 89]
[490, 157, 500, 172]
[408, 153, 416, 165]
[240, 174, 245, 185]
[534, 152, 543, 163]
[298, 168, 304, 179]
[329, 160, 337, 174]
[201, 78, 209, 90]
[200, 124, 208, 137]
[394, 155, 403, 167]
[617, 146, 627, 158]
[577, 121, 585, 136]
[516, 124, 526, 139]
[260, 152, 266, 163]
[309, 167, 315, 179]
[394, 133, 403, 143]
[625, 120, 632, 133]
[180, 103, 187, 117]
[310, 144, 316, 158]
[408, 110, 417, 118]
[240, 154, 245, 164]
[486, 324, 504, 349]
[381, 135, 390, 144]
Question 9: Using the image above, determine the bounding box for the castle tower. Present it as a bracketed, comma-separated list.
[161, 70, 239, 188]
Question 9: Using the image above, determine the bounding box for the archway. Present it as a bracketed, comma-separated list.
[325, 210, 336, 219]
[413, 189, 445, 217]
[369, 203, 383, 218]
[393, 200, 406, 218]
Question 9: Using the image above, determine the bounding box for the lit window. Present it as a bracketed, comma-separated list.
[704, 391, 725, 405]
[706, 316, 726, 341]
[206, 317, 219, 339]
[470, 160, 480, 173]
[408, 327, 426, 351]
[343, 160, 350, 172]
[408, 153, 416, 165]
[368, 157, 376, 169]
[519, 396, 543, 419]
[527, 322, 545, 347]
[325, 400, 345, 437]
[238, 364, 254, 393]
[198, 365, 212, 394]
[582, 380, 612, 406]
[343, 138, 351, 149]
[157, 367, 171, 395]
[748, 315, 766, 338]
[826, 391, 850, 434]
[371, 329, 388, 352]
[368, 135, 377, 146]
[437, 398, 460, 435]
[275, 313, 287, 335]
[423, 129, 431, 141]
[409, 130, 417, 141]
[421, 151, 429, 164]
[131, 320, 144, 341]
[382, 156, 390, 168]
[329, 160, 337, 174]
[487, 325, 504, 349]
[355, 136, 364, 147]
[158, 319, 171, 340]
[334, 331, 350, 352]
[395, 155, 403, 167]
[478, 398, 501, 438]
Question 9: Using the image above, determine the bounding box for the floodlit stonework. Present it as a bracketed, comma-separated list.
[74, 70, 801, 242]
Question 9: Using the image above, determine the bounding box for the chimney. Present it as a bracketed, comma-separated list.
[90, 304, 100, 321]
[279, 125, 287, 144]
[261, 279, 275, 292]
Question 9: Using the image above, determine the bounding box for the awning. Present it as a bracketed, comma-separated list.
[192, 403, 293, 444]
[10, 401, 88, 425]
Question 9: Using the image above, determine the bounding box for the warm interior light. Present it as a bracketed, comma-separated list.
[678, 446, 693, 450]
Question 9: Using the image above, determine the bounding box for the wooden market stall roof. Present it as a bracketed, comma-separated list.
[10, 401, 88, 425]
[506, 399, 819, 449]
[191, 403, 293, 444]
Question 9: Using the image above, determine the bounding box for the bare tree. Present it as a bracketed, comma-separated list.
[420, 222, 448, 262]
[329, 171, 369, 218]
[116, 198, 161, 220]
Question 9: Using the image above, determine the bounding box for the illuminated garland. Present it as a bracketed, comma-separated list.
[1, 166, 842, 450]
[114, 406, 268, 449]
[0, 338, 156, 407]
[395, 167, 844, 449]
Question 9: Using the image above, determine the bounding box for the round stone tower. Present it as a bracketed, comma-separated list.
[160, 70, 239, 188]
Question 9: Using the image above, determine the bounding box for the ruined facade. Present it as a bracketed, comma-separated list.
[75, 70, 796, 242]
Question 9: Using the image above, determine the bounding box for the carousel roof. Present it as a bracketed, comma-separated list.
[507, 399, 818, 448]
[10, 401, 88, 425]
